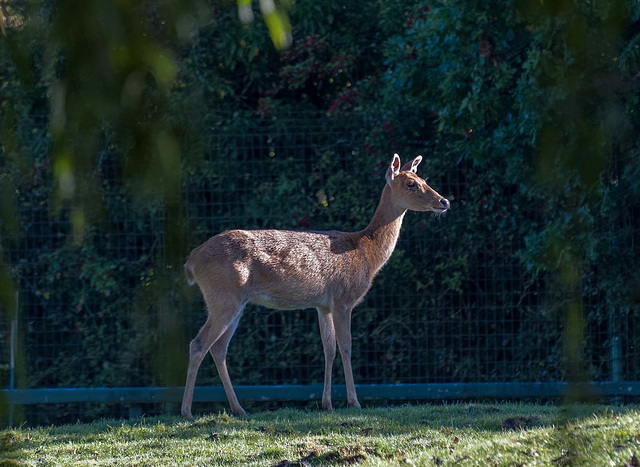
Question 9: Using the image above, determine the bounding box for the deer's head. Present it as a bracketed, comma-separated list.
[385, 153, 450, 213]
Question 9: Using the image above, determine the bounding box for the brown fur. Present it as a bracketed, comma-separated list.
[181, 154, 449, 418]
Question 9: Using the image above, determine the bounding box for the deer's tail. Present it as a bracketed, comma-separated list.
[184, 261, 197, 286]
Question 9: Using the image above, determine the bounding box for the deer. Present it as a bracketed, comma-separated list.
[181, 153, 450, 418]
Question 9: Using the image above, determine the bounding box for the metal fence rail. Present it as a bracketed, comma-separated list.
[5, 382, 640, 405]
[1, 112, 639, 426]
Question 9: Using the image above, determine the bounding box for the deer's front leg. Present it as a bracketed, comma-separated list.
[333, 305, 361, 409]
[209, 311, 247, 416]
[317, 307, 336, 411]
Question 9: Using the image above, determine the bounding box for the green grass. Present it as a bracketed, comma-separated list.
[1, 403, 639, 466]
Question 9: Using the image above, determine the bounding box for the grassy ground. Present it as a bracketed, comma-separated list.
[1, 403, 639, 466]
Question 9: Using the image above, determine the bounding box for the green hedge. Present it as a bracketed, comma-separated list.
[1, 0, 639, 424]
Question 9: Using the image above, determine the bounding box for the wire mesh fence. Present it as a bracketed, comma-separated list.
[0, 300, 10, 392]
[1, 111, 639, 426]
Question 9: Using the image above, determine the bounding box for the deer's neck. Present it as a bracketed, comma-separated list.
[358, 185, 406, 276]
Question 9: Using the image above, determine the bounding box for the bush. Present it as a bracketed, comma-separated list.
[0, 0, 639, 425]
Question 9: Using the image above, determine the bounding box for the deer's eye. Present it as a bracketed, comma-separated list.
[406, 181, 417, 189]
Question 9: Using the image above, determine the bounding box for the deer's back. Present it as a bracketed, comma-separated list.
[187, 228, 373, 310]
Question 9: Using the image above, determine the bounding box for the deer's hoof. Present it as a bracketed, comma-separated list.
[232, 406, 248, 417]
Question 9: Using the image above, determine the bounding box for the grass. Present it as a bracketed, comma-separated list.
[1, 403, 639, 466]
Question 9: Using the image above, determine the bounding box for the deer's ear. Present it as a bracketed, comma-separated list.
[385, 153, 402, 186]
[400, 155, 422, 174]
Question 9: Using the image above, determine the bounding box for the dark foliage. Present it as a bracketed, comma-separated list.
[0, 0, 639, 424]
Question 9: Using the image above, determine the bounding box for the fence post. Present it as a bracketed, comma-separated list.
[129, 405, 143, 419]
[609, 305, 622, 404]
[8, 291, 18, 427]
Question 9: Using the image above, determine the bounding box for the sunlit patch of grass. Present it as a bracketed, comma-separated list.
[1, 403, 639, 466]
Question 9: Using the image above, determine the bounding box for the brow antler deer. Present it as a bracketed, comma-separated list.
[181, 154, 450, 418]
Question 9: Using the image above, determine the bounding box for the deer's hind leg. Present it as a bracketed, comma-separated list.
[181, 294, 246, 419]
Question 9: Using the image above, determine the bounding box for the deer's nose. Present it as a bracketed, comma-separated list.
[440, 198, 450, 209]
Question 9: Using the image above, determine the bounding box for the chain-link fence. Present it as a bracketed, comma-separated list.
[1, 112, 639, 426]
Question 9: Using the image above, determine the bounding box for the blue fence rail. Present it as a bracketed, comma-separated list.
[4, 382, 640, 407]
[3, 381, 640, 425]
